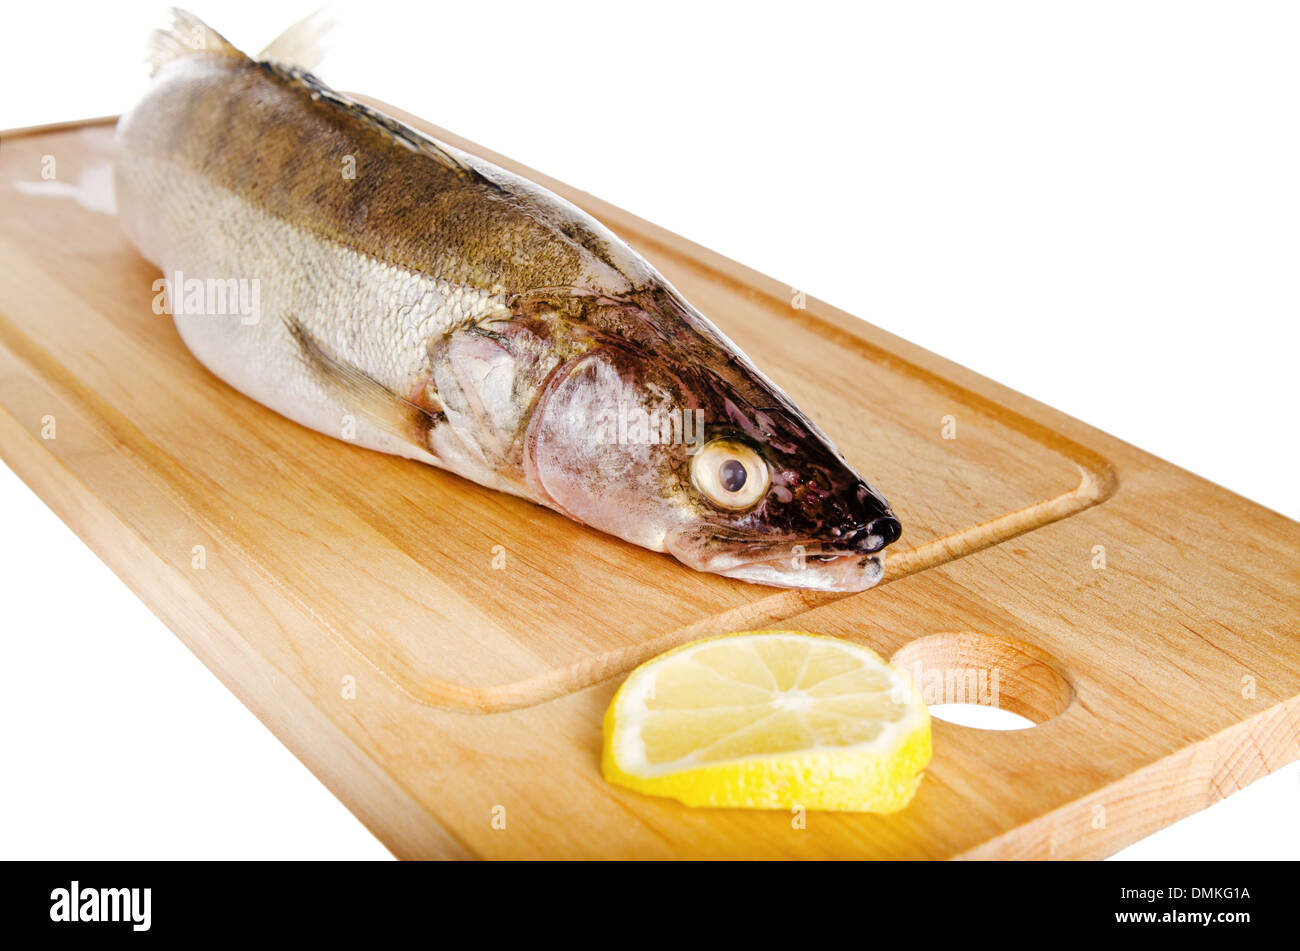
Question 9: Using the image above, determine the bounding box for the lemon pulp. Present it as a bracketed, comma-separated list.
[602, 630, 931, 813]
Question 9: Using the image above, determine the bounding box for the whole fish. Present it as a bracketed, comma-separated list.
[114, 10, 902, 591]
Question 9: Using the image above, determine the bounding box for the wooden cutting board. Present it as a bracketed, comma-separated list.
[2, 111, 1297, 859]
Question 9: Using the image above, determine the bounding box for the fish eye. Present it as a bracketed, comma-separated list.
[719, 459, 747, 492]
[691, 439, 770, 510]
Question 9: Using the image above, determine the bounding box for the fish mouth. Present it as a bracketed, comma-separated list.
[674, 539, 888, 592]
[834, 515, 902, 554]
[716, 551, 885, 592]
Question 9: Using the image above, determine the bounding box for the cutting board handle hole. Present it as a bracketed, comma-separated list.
[890, 632, 1073, 730]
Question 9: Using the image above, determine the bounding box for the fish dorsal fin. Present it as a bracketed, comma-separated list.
[259, 61, 480, 180]
[150, 9, 476, 182]
[147, 8, 246, 76]
[259, 9, 334, 71]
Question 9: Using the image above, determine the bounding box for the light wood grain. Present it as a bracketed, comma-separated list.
[1, 114, 1296, 858]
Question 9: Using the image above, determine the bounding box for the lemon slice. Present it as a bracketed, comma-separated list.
[602, 630, 930, 813]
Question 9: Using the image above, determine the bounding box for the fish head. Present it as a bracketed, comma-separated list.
[528, 313, 900, 592]
[663, 358, 901, 592]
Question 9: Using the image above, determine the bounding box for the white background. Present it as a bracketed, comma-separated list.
[1, 1, 1296, 859]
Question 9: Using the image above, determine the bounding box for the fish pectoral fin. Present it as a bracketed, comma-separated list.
[285, 316, 435, 449]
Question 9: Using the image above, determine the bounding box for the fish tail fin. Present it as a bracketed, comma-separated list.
[146, 8, 247, 76]
[259, 9, 335, 71]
